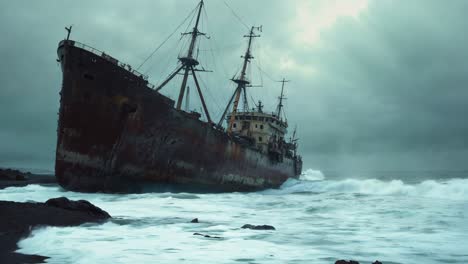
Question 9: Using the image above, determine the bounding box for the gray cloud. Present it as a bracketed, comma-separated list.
[1, 0, 468, 172]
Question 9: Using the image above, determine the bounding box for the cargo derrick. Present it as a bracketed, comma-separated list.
[55, 0, 302, 193]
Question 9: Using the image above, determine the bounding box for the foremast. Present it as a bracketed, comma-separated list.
[154, 0, 212, 123]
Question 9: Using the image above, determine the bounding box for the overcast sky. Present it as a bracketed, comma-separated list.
[1, 0, 468, 172]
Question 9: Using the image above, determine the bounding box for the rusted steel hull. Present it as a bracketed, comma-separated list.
[55, 40, 302, 193]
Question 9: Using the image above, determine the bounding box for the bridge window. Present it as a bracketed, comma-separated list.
[232, 123, 237, 128]
[255, 124, 258, 128]
[260, 124, 264, 129]
[258, 136, 263, 142]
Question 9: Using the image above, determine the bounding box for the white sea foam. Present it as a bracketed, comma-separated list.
[299, 168, 325, 181]
[1, 169, 468, 263]
[280, 170, 468, 200]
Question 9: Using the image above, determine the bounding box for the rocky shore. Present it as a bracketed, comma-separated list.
[0, 168, 56, 189]
[0, 168, 384, 263]
[0, 197, 110, 263]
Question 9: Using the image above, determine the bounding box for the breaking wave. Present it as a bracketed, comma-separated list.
[278, 168, 468, 200]
[299, 168, 325, 181]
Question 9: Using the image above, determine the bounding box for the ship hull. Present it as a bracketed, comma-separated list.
[55, 40, 302, 193]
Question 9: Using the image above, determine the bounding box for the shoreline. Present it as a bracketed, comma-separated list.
[0, 198, 111, 264]
[0, 168, 110, 263]
[0, 168, 384, 264]
[0, 167, 57, 190]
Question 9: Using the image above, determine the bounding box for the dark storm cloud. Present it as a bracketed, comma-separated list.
[284, 0, 468, 170]
[1, 0, 468, 171]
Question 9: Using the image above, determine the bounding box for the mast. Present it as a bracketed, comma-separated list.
[292, 125, 298, 156]
[176, 0, 204, 110]
[227, 26, 261, 133]
[257, 100, 263, 113]
[276, 78, 289, 120]
[154, 0, 212, 123]
[65, 25, 72, 40]
[185, 86, 190, 111]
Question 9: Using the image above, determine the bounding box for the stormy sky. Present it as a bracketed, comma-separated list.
[1, 0, 468, 172]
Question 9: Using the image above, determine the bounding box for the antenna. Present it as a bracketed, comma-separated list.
[276, 78, 289, 121]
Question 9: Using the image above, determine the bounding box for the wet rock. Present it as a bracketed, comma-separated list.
[193, 232, 221, 239]
[45, 197, 110, 218]
[190, 218, 199, 223]
[0, 167, 56, 189]
[372, 261, 382, 264]
[0, 198, 110, 263]
[335, 260, 359, 264]
[0, 168, 29, 181]
[241, 224, 276, 230]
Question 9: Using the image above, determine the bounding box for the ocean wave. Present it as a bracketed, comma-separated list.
[277, 169, 468, 200]
[299, 168, 325, 181]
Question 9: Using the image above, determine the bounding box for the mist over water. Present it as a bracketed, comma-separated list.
[1, 169, 467, 264]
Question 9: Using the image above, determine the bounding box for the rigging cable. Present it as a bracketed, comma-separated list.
[223, 1, 250, 31]
[254, 61, 277, 82]
[202, 4, 237, 116]
[199, 76, 223, 114]
[255, 40, 273, 109]
[137, 4, 199, 71]
[179, 6, 198, 58]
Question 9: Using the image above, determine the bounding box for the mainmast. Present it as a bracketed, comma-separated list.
[276, 78, 289, 120]
[154, 0, 212, 123]
[225, 26, 261, 133]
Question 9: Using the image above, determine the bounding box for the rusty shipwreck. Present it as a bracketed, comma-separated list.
[55, 1, 302, 192]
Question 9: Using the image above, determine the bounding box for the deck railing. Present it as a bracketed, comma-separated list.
[59, 39, 157, 89]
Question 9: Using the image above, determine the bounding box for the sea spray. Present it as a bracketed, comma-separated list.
[300, 168, 325, 181]
[1, 169, 467, 263]
[276, 169, 468, 200]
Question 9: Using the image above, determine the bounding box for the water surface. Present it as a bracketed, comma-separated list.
[1, 169, 467, 263]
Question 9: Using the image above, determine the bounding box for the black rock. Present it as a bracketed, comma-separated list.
[190, 218, 199, 223]
[0, 167, 56, 189]
[372, 261, 382, 264]
[241, 224, 276, 230]
[193, 232, 221, 239]
[0, 199, 110, 263]
[45, 197, 110, 218]
[0, 168, 29, 181]
[335, 260, 359, 264]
